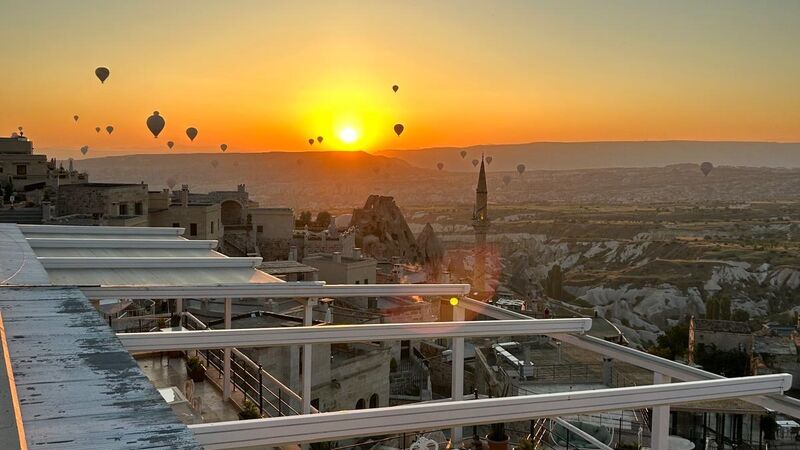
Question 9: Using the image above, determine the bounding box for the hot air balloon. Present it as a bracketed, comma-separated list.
[392, 85, 399, 93]
[186, 127, 198, 141]
[393, 124, 404, 136]
[95, 127, 101, 133]
[502, 175, 512, 186]
[211, 160, 219, 168]
[296, 158, 303, 166]
[516, 164, 526, 175]
[700, 162, 713, 176]
[471, 159, 479, 167]
[95, 67, 110, 84]
[220, 144, 227, 152]
[317, 136, 323, 143]
[73, 115, 79, 123]
[80, 145, 89, 155]
[486, 156, 493, 165]
[460, 150, 467, 159]
[167, 141, 174, 150]
[146, 111, 165, 138]
[106, 125, 114, 135]
[17, 126, 23, 132]
[166, 178, 176, 189]
[437, 162, 444, 171]
[308, 138, 314, 145]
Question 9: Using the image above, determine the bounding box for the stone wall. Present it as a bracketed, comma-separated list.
[56, 183, 148, 218]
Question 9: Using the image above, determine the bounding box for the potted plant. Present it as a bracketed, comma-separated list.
[515, 437, 537, 450]
[238, 399, 261, 420]
[487, 422, 509, 450]
[185, 355, 206, 382]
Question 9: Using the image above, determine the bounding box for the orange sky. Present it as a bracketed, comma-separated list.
[1, 1, 799, 156]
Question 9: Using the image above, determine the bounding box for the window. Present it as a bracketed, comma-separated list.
[172, 222, 180, 228]
[16, 165, 27, 176]
[364, 279, 369, 284]
[257, 225, 264, 233]
[210, 221, 214, 233]
[355, 280, 360, 284]
[190, 223, 198, 236]
[118, 203, 129, 215]
[134, 202, 143, 215]
[355, 399, 366, 410]
[369, 394, 379, 408]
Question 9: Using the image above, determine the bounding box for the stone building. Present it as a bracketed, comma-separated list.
[293, 221, 357, 259]
[688, 317, 752, 364]
[0, 135, 50, 195]
[303, 248, 377, 285]
[55, 182, 149, 226]
[148, 185, 222, 240]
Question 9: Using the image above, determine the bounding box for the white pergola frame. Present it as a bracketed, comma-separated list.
[189, 375, 791, 449]
[80, 282, 800, 448]
[118, 318, 592, 351]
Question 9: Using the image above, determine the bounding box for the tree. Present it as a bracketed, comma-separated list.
[297, 211, 312, 227]
[650, 322, 690, 360]
[315, 211, 332, 228]
[695, 344, 749, 377]
[543, 264, 563, 300]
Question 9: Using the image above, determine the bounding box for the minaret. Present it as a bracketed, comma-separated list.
[472, 154, 490, 293]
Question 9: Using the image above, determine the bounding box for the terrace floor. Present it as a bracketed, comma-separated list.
[136, 353, 241, 425]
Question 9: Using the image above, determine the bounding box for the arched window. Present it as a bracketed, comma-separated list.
[369, 393, 379, 408]
[355, 398, 366, 410]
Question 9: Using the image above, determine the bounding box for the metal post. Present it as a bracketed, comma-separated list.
[652, 372, 671, 450]
[278, 388, 282, 417]
[258, 364, 264, 416]
[223, 298, 232, 401]
[451, 303, 465, 443]
[302, 299, 315, 414]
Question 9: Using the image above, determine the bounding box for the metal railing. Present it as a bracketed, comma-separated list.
[181, 312, 311, 416]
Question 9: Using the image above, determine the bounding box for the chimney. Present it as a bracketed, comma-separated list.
[352, 247, 362, 259]
[42, 201, 52, 222]
[289, 246, 298, 262]
[68, 158, 74, 172]
[440, 270, 450, 283]
[332, 252, 342, 263]
[180, 185, 189, 207]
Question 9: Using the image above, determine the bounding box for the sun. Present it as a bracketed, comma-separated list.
[339, 127, 359, 144]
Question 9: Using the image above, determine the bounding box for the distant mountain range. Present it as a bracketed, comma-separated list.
[378, 141, 800, 171]
[74, 146, 800, 210]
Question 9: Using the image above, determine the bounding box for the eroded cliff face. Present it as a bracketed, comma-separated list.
[349, 195, 444, 265]
[416, 223, 444, 267]
[350, 195, 420, 261]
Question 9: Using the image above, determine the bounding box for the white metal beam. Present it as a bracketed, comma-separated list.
[118, 318, 592, 352]
[451, 305, 465, 442]
[18, 224, 185, 236]
[26, 238, 218, 249]
[38, 256, 262, 269]
[457, 296, 800, 419]
[80, 283, 470, 300]
[188, 374, 791, 449]
[651, 373, 671, 450]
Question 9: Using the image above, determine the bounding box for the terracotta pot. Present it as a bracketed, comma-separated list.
[486, 435, 509, 450]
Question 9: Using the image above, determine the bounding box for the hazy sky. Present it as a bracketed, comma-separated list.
[2, 0, 798, 155]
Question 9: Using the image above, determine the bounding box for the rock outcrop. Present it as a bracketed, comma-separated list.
[349, 195, 424, 262]
[416, 223, 444, 267]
